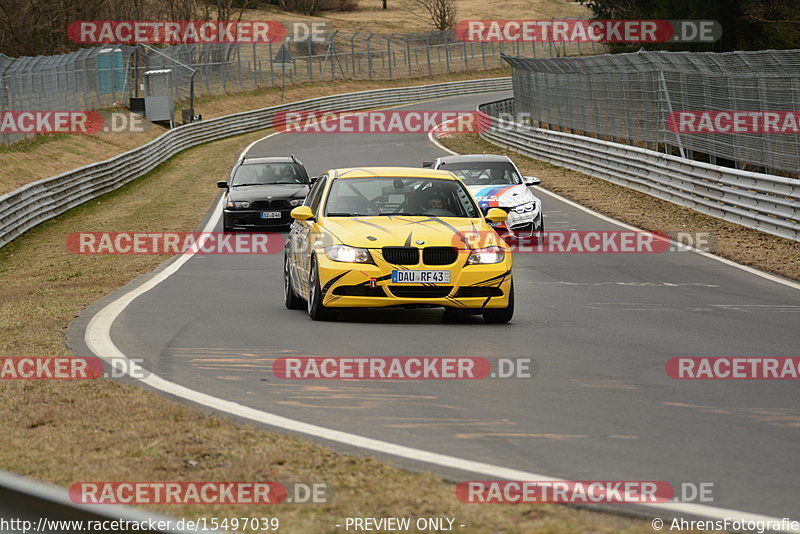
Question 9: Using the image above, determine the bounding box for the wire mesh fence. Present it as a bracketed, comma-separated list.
[503, 49, 800, 176]
[0, 27, 597, 144]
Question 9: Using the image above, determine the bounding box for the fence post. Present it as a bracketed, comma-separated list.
[307, 34, 313, 81]
[387, 34, 394, 78]
[366, 33, 374, 80]
[406, 35, 413, 77]
[425, 34, 432, 75]
[444, 32, 451, 72]
[657, 71, 685, 158]
[351, 33, 358, 77]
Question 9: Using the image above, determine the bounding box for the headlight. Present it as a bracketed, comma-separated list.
[227, 201, 251, 209]
[513, 201, 535, 214]
[467, 246, 506, 265]
[289, 199, 305, 207]
[325, 245, 373, 264]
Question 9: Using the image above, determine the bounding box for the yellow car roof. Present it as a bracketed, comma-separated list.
[327, 167, 456, 180]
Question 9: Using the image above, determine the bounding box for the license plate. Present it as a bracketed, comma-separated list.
[391, 270, 450, 283]
[260, 211, 281, 219]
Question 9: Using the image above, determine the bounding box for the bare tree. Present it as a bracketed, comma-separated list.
[402, 0, 455, 31]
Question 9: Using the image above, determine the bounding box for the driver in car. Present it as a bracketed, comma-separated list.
[279, 166, 297, 183]
[426, 195, 444, 210]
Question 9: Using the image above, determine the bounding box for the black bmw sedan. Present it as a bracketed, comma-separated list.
[217, 156, 310, 231]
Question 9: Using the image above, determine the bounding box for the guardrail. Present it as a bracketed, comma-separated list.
[477, 99, 800, 242]
[0, 470, 214, 533]
[0, 77, 511, 250]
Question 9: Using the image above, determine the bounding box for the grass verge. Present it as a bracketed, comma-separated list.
[438, 134, 800, 282]
[0, 125, 670, 532]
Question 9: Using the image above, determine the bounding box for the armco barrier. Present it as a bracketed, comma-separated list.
[0, 470, 218, 534]
[477, 99, 800, 242]
[0, 77, 511, 249]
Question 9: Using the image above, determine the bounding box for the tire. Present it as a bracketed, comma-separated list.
[482, 282, 514, 324]
[307, 256, 334, 321]
[283, 254, 305, 310]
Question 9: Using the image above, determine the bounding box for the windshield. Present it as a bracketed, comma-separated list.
[438, 161, 522, 185]
[324, 177, 481, 218]
[231, 163, 307, 186]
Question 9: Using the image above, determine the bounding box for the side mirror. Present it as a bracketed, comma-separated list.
[290, 206, 315, 221]
[217, 181, 228, 189]
[309, 175, 320, 184]
[485, 208, 508, 223]
[422, 161, 433, 168]
[523, 176, 541, 186]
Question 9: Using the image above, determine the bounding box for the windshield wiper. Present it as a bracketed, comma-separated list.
[326, 212, 366, 217]
[231, 183, 264, 187]
[377, 212, 414, 216]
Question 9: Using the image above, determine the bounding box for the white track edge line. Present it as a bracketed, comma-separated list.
[81, 103, 799, 532]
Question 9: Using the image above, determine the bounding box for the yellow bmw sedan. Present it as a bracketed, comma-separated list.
[283, 167, 514, 322]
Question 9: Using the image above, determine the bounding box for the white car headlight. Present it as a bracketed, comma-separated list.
[227, 201, 251, 209]
[466, 246, 506, 265]
[325, 245, 373, 264]
[289, 199, 305, 207]
[513, 201, 535, 214]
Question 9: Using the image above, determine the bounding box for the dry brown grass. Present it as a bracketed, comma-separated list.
[0, 125, 673, 533]
[440, 134, 800, 282]
[240, 0, 588, 34]
[0, 111, 165, 196]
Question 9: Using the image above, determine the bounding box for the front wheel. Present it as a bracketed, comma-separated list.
[307, 257, 334, 321]
[284, 254, 305, 310]
[482, 282, 514, 324]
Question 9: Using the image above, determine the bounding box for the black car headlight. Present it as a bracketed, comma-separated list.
[289, 199, 305, 207]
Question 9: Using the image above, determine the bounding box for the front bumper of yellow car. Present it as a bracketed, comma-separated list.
[315, 249, 512, 309]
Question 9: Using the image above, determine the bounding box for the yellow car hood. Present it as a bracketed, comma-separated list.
[321, 216, 506, 249]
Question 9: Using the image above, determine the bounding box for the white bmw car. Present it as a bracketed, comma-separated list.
[425, 154, 543, 237]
